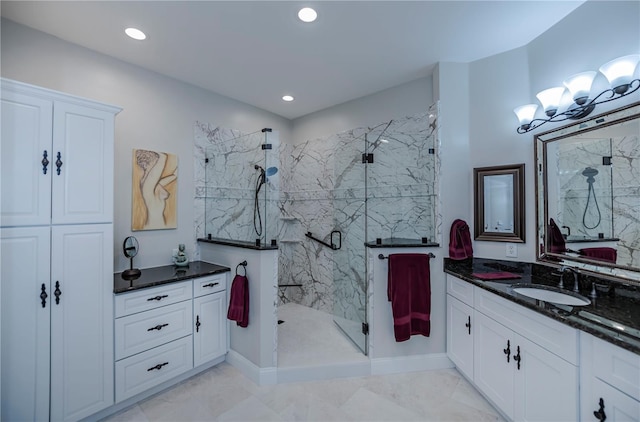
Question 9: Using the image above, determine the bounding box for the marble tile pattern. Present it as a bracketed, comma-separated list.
[278, 109, 439, 324]
[194, 107, 440, 329]
[193, 123, 280, 251]
[555, 134, 639, 268]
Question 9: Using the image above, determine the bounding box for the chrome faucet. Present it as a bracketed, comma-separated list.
[560, 266, 580, 292]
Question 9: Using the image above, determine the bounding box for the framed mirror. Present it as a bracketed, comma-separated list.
[536, 101, 640, 281]
[474, 163, 525, 242]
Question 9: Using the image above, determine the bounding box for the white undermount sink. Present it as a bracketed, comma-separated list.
[512, 286, 591, 306]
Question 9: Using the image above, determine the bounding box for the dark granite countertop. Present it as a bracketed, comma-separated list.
[365, 237, 439, 248]
[198, 237, 278, 250]
[114, 260, 230, 294]
[444, 257, 640, 355]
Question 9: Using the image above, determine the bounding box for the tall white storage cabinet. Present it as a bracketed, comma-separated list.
[1, 78, 121, 421]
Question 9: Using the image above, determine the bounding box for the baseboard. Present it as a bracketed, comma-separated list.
[370, 353, 454, 375]
[225, 349, 278, 385]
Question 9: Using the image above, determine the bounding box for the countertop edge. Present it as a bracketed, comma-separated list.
[443, 267, 640, 355]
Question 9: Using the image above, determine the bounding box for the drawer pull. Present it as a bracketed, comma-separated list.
[147, 295, 168, 302]
[147, 362, 169, 372]
[147, 323, 169, 331]
[202, 282, 219, 288]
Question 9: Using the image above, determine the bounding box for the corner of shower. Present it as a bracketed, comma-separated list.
[202, 128, 280, 247]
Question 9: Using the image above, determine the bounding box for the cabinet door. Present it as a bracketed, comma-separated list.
[514, 334, 578, 421]
[193, 291, 227, 367]
[446, 294, 474, 380]
[51, 102, 114, 224]
[0, 227, 51, 421]
[586, 378, 640, 422]
[50, 224, 114, 421]
[474, 311, 515, 419]
[1, 91, 52, 227]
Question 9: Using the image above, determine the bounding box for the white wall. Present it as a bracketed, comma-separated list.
[292, 76, 433, 142]
[0, 18, 292, 271]
[467, 0, 639, 263]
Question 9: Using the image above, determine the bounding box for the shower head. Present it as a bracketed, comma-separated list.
[254, 164, 265, 174]
[265, 167, 278, 177]
[582, 167, 599, 178]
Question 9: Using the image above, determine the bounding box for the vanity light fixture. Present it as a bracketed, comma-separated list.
[282, 95, 294, 102]
[515, 54, 640, 133]
[298, 7, 317, 23]
[125, 27, 146, 40]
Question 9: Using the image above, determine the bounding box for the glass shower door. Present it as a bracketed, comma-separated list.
[331, 129, 368, 354]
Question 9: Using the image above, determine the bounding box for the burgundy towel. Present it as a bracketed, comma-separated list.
[548, 218, 566, 253]
[579, 247, 617, 264]
[227, 274, 249, 327]
[472, 272, 522, 280]
[387, 253, 431, 342]
[448, 219, 473, 260]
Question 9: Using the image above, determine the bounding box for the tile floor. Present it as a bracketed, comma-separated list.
[104, 303, 504, 421]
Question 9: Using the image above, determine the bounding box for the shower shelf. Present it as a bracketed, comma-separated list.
[278, 284, 303, 288]
[279, 217, 299, 221]
[279, 239, 302, 243]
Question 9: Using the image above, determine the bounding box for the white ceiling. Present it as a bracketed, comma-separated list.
[1, 1, 585, 120]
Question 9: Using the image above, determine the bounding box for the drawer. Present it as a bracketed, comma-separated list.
[115, 300, 192, 360]
[447, 275, 474, 306]
[475, 288, 578, 364]
[592, 336, 640, 400]
[193, 273, 226, 297]
[115, 281, 192, 317]
[115, 336, 193, 403]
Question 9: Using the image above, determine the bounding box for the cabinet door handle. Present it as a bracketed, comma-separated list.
[42, 150, 49, 174]
[40, 283, 48, 308]
[196, 315, 201, 332]
[465, 316, 471, 335]
[503, 340, 511, 362]
[147, 362, 169, 372]
[147, 323, 168, 331]
[202, 282, 219, 288]
[513, 346, 522, 370]
[147, 295, 168, 302]
[54, 281, 62, 305]
[593, 398, 606, 421]
[55, 152, 63, 176]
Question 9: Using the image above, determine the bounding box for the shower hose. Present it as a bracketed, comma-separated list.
[582, 181, 601, 230]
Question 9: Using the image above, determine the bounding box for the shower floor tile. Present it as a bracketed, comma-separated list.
[277, 303, 367, 368]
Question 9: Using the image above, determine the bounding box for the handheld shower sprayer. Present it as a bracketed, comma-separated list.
[581, 166, 601, 229]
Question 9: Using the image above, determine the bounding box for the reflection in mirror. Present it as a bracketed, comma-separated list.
[474, 164, 525, 242]
[536, 102, 640, 281]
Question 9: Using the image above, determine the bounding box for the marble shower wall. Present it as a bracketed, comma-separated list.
[193, 123, 280, 250]
[556, 134, 640, 268]
[279, 106, 439, 322]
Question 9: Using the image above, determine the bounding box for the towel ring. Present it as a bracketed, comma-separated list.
[236, 260, 247, 276]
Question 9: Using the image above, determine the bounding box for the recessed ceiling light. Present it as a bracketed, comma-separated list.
[125, 27, 146, 41]
[282, 95, 295, 102]
[297, 7, 317, 23]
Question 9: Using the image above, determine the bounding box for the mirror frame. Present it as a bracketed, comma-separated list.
[474, 163, 526, 242]
[535, 101, 640, 281]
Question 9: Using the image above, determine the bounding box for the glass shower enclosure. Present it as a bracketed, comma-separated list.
[203, 129, 279, 246]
